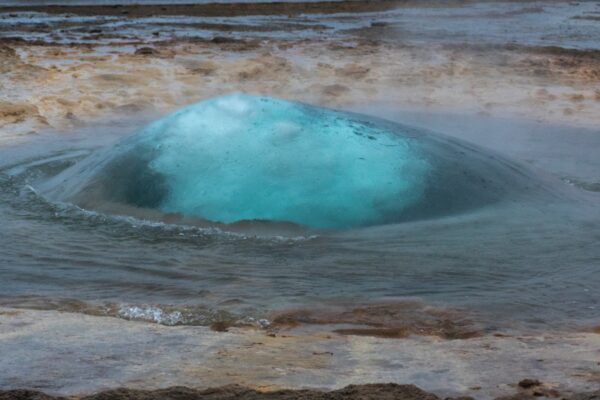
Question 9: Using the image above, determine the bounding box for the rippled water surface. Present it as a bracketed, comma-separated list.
[1, 107, 599, 330]
[1, 2, 600, 48]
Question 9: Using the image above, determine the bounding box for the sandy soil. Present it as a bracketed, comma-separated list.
[1, 37, 599, 144]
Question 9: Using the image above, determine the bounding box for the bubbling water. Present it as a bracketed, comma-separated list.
[41, 94, 539, 230]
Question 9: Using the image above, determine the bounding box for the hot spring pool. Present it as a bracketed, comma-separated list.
[0, 96, 598, 331]
[40, 94, 541, 230]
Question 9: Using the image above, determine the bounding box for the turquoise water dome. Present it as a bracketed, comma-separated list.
[46, 93, 533, 230]
[125, 94, 428, 229]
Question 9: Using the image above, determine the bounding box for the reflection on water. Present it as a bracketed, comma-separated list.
[0, 108, 598, 332]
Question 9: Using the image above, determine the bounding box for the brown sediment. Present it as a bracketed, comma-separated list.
[0, 44, 17, 73]
[0, 101, 46, 127]
[234, 54, 292, 81]
[334, 64, 371, 79]
[0, 310, 21, 316]
[269, 301, 483, 339]
[0, 102, 39, 124]
[321, 84, 350, 97]
[512, 46, 600, 83]
[180, 60, 218, 76]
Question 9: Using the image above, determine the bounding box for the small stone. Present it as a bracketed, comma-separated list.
[134, 47, 158, 56]
[519, 379, 542, 389]
[209, 321, 230, 332]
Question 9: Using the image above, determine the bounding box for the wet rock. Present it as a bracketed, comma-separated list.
[0, 390, 60, 400]
[508, 379, 561, 399]
[495, 395, 537, 400]
[0, 384, 441, 400]
[330, 384, 439, 400]
[211, 36, 238, 44]
[210, 320, 230, 332]
[64, 111, 84, 126]
[518, 379, 542, 389]
[134, 47, 158, 56]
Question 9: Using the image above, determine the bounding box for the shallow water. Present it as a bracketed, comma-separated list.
[0, 106, 598, 331]
[0, 0, 340, 4]
[1, 2, 600, 49]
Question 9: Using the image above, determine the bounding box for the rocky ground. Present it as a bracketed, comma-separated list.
[0, 308, 599, 399]
[1, 35, 600, 145]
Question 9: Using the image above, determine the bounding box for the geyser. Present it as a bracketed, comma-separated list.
[44, 94, 535, 230]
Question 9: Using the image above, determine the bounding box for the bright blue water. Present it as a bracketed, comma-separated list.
[44, 94, 538, 230]
[121, 94, 429, 229]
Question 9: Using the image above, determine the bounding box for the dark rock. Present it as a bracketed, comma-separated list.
[0, 390, 61, 400]
[0, 384, 441, 400]
[370, 21, 388, 27]
[518, 379, 542, 389]
[495, 395, 537, 400]
[134, 47, 158, 56]
[209, 320, 230, 332]
[210, 36, 238, 44]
